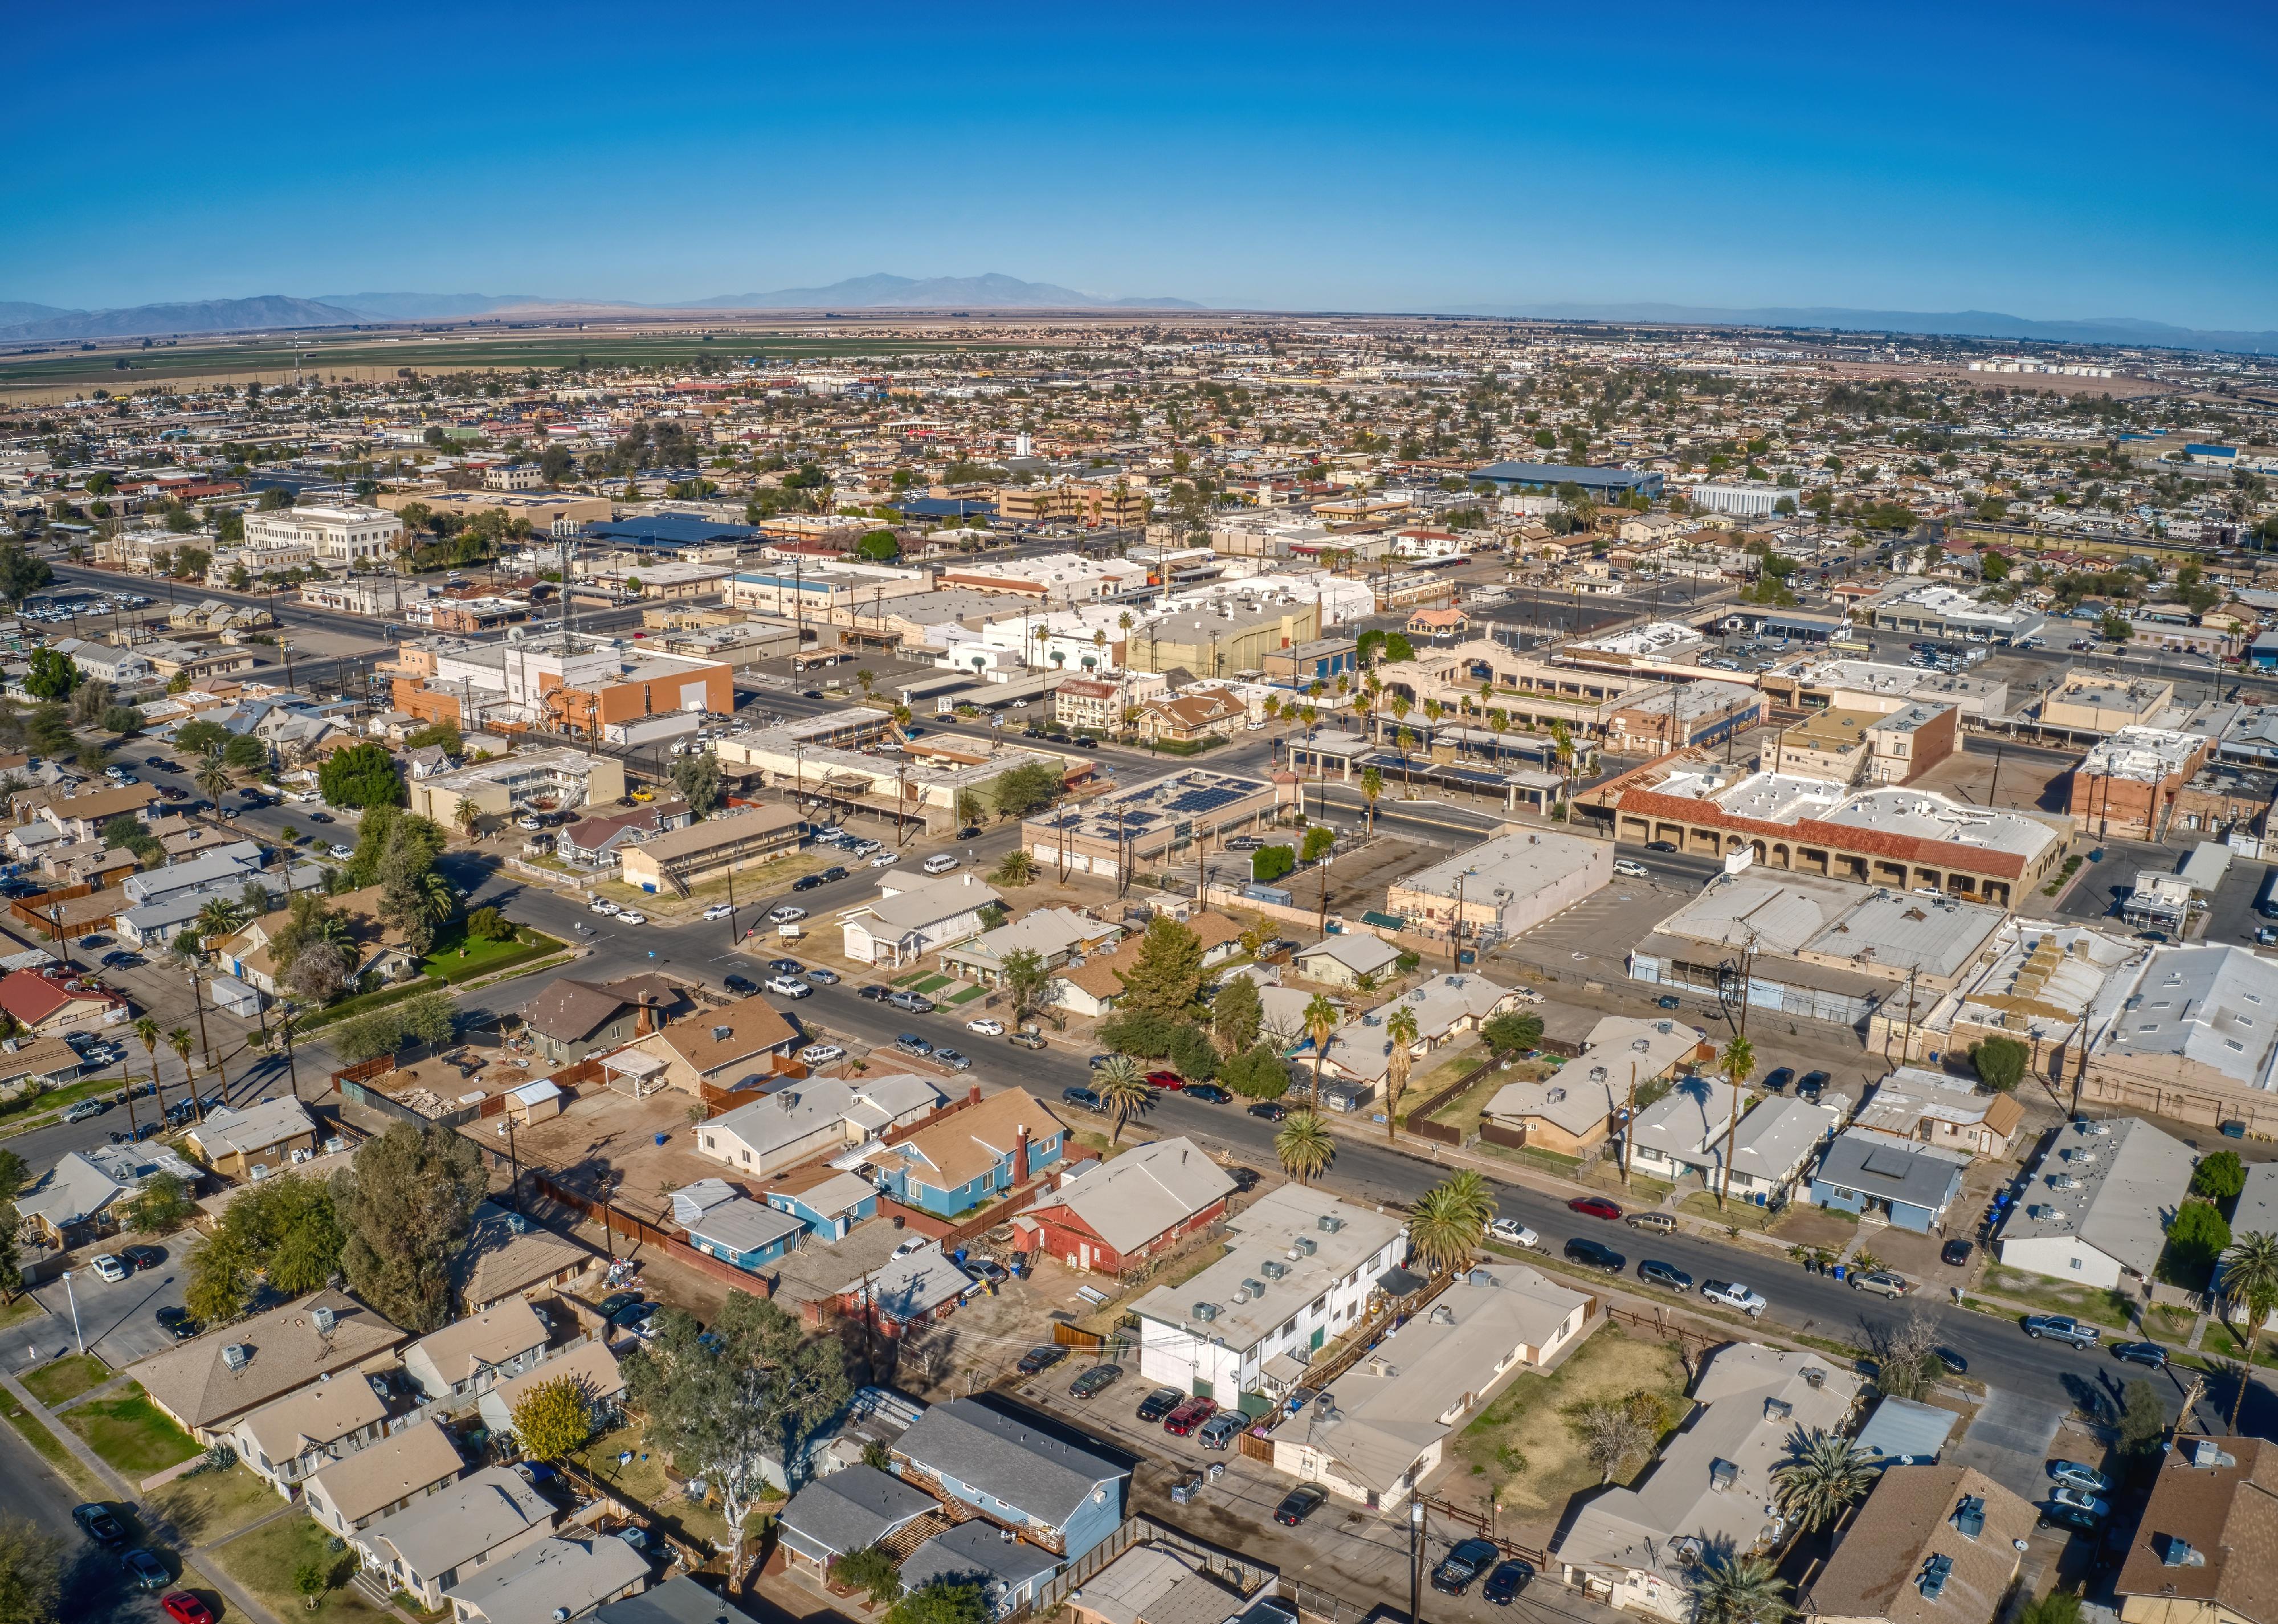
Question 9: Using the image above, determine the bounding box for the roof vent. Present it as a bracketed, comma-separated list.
[221, 1344, 251, 1371]
[1764, 1397, 1792, 1422]
[1709, 1459, 1738, 1492]
[2188, 1438, 2236, 1470]
[2158, 1536, 2205, 1569]
[1801, 1366, 1826, 1389]
[1954, 1496, 1985, 1539]
[310, 1305, 336, 1335]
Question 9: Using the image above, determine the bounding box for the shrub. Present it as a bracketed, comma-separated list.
[464, 906, 516, 943]
[1251, 844, 1296, 885]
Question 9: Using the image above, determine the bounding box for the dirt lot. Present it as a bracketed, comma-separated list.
[508, 1079, 715, 1215]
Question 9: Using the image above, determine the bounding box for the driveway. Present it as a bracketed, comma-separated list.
[24, 1245, 190, 1370]
[1950, 1386, 2064, 1501]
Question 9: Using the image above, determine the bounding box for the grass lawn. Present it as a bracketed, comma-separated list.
[0, 1385, 104, 1498]
[911, 974, 952, 994]
[0, 1294, 47, 1333]
[2150, 1304, 2198, 1343]
[579, 1423, 732, 1550]
[23, 1352, 109, 1408]
[1420, 1064, 1515, 1130]
[63, 1384, 202, 1476]
[1979, 1263, 2137, 1329]
[2200, 1319, 2277, 1368]
[1574, 1158, 1672, 1201]
[0, 1071, 137, 1134]
[149, 1463, 281, 1545]
[1069, 1130, 1130, 1161]
[426, 929, 563, 984]
[210, 1508, 386, 1624]
[946, 986, 987, 1005]
[892, 969, 932, 988]
[1455, 1323, 1689, 1528]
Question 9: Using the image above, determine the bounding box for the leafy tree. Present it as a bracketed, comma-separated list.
[332, 1121, 487, 1332]
[1969, 1035, 2027, 1093]
[1275, 1110, 1334, 1185]
[174, 718, 231, 755]
[22, 648, 76, 701]
[295, 1559, 333, 1608]
[99, 705, 143, 735]
[623, 1291, 850, 1571]
[186, 1172, 343, 1320]
[223, 733, 267, 772]
[1406, 1171, 1495, 1275]
[1480, 1011, 1542, 1058]
[2099, 611, 2134, 644]
[272, 893, 354, 1003]
[331, 990, 455, 1063]
[987, 761, 1062, 820]
[509, 1373, 597, 1461]
[1300, 825, 1335, 864]
[671, 751, 724, 813]
[1211, 974, 1262, 1054]
[887, 1577, 989, 1624]
[1218, 1042, 1289, 1099]
[833, 1548, 904, 1607]
[2192, 1150, 2246, 1203]
[466, 905, 516, 943]
[403, 719, 463, 754]
[0, 544, 54, 607]
[2117, 1377, 2165, 1459]
[855, 529, 902, 562]
[2164, 1199, 2232, 1285]
[1000, 948, 1052, 1023]
[1773, 1432, 1874, 1532]
[0, 1513, 66, 1624]
[120, 1172, 196, 1235]
[1251, 844, 1296, 884]
[319, 742, 405, 809]
[1117, 915, 1204, 1021]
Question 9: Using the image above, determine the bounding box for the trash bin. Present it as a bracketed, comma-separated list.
[654, 1132, 668, 1147]
[1207, 1463, 1226, 1483]
[1831, 1264, 1847, 1282]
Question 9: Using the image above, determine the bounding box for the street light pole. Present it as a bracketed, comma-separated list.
[61, 1270, 84, 1354]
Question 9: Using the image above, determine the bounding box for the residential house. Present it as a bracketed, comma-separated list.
[442, 1533, 651, 1624]
[1847, 1069, 2024, 1161]
[670, 1178, 807, 1272]
[839, 870, 1004, 968]
[1051, 912, 1245, 1017]
[454, 1203, 602, 1316]
[132, 1291, 410, 1445]
[476, 1341, 626, 1452]
[891, 1396, 1128, 1562]
[304, 1417, 466, 1537]
[835, 1239, 977, 1333]
[1555, 1345, 1865, 1620]
[1483, 1016, 1701, 1155]
[39, 781, 160, 839]
[0, 1034, 87, 1100]
[1623, 1082, 1840, 1205]
[1274, 1264, 1594, 1511]
[1136, 688, 1247, 745]
[602, 996, 803, 1098]
[904, 1521, 1063, 1619]
[350, 1466, 560, 1612]
[864, 1087, 1065, 1218]
[1995, 1116, 2197, 1290]
[182, 1095, 321, 1178]
[19, 1142, 202, 1247]
[1290, 933, 1403, 990]
[775, 1462, 944, 1576]
[1130, 1183, 1408, 1405]
[696, 1074, 945, 1176]
[593, 1577, 748, 1624]
[762, 1166, 882, 1242]
[229, 1368, 395, 1499]
[219, 884, 424, 997]
[937, 907, 1122, 989]
[1799, 1465, 2038, 1624]
[1811, 1132, 1969, 1234]
[522, 975, 679, 1066]
[1011, 1137, 1235, 1275]
[555, 800, 692, 867]
[2113, 1435, 2277, 1624]
[1318, 973, 1524, 1088]
[399, 1299, 551, 1404]
[0, 968, 125, 1037]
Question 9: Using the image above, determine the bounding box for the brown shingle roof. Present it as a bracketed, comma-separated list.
[658, 995, 800, 1078]
[2114, 1437, 2278, 1624]
[132, 1290, 409, 1434]
[1802, 1463, 2035, 1624]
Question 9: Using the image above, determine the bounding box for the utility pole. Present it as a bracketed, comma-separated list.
[1409, 1498, 1426, 1624]
[1451, 871, 1468, 969]
[1622, 1059, 1638, 1187]
[188, 966, 213, 1120]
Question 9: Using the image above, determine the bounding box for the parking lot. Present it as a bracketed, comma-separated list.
[22, 1242, 189, 1369]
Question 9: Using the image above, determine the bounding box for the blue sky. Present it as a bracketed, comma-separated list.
[11, 1, 2277, 327]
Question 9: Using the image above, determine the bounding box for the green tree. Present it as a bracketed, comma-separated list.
[671, 751, 724, 813]
[1690, 1554, 1790, 1624]
[1969, 1035, 2028, 1093]
[222, 733, 267, 772]
[987, 761, 1062, 820]
[1300, 825, 1335, 864]
[2099, 611, 2134, 644]
[1211, 974, 1262, 1054]
[1772, 1432, 1875, 1532]
[2165, 1199, 2232, 1286]
[174, 718, 231, 755]
[332, 1121, 488, 1332]
[0, 544, 54, 607]
[466, 905, 515, 942]
[2217, 1230, 2278, 1428]
[2117, 1377, 2165, 1458]
[1716, 1034, 1754, 1206]
[1275, 1110, 1334, 1186]
[887, 1577, 989, 1624]
[833, 1548, 904, 1607]
[1406, 1170, 1495, 1275]
[990, 849, 1037, 887]
[2192, 1150, 2246, 1203]
[186, 1172, 343, 1320]
[0, 1513, 63, 1624]
[855, 529, 902, 562]
[1000, 947, 1052, 1023]
[622, 1291, 850, 1571]
[509, 1373, 597, 1461]
[22, 648, 76, 701]
[1382, 1005, 1419, 1140]
[99, 705, 143, 735]
[1251, 844, 1296, 885]
[1118, 916, 1205, 1021]
[1218, 1042, 1289, 1099]
[120, 1172, 196, 1235]
[1092, 1055, 1150, 1145]
[1359, 765, 1383, 833]
[319, 741, 405, 809]
[195, 754, 231, 806]
[1480, 1011, 1542, 1058]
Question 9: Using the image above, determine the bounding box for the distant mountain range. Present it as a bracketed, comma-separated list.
[685, 272, 1202, 310]
[0, 295, 362, 343]
[1447, 300, 2278, 356]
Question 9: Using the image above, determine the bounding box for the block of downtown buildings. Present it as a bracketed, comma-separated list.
[385, 632, 733, 741]
[1019, 768, 1290, 884]
[1130, 1183, 1407, 1408]
[716, 709, 1084, 837]
[1591, 752, 2070, 907]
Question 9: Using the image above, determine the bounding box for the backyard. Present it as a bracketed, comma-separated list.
[579, 1421, 738, 1550]
[1450, 1321, 1691, 1543]
[63, 1382, 202, 1475]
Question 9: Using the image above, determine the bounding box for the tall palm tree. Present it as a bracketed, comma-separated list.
[1360, 766, 1384, 835]
[164, 1027, 197, 1117]
[2218, 1229, 2278, 1428]
[194, 897, 247, 949]
[133, 1015, 165, 1120]
[1773, 1431, 1874, 1533]
[1301, 993, 1340, 1105]
[455, 798, 483, 840]
[1717, 1034, 1754, 1207]
[1092, 1055, 1150, 1146]
[1691, 1555, 1790, 1624]
[1275, 1111, 1334, 1186]
[1382, 1005, 1419, 1141]
[1407, 1170, 1496, 1275]
[194, 754, 231, 805]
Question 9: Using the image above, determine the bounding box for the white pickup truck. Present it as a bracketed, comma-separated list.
[1700, 1279, 1767, 1317]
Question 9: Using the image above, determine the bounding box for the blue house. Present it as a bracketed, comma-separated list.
[1809, 1131, 1965, 1234]
[892, 1398, 1126, 1566]
[669, 1180, 805, 1272]
[870, 1089, 1064, 1218]
[763, 1168, 881, 1242]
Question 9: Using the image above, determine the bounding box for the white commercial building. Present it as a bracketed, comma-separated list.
[244, 504, 404, 567]
[1685, 482, 1792, 519]
[1994, 1116, 2197, 1291]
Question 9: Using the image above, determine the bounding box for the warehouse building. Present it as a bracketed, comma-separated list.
[1468, 460, 1664, 501]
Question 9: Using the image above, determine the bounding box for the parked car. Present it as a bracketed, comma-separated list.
[1851, 1270, 1911, 1299]
[1644, 840, 1677, 852]
[1247, 1101, 1287, 1122]
[703, 903, 734, 920]
[1639, 1260, 1692, 1293]
[1655, 995, 1682, 1010]
[1162, 1397, 1218, 1436]
[1483, 1560, 1534, 1605]
[798, 1044, 846, 1067]
[934, 1048, 973, 1071]
[894, 1034, 934, 1057]
[63, 1099, 109, 1123]
[1136, 1388, 1186, 1423]
[2110, 1341, 2169, 1369]
[2051, 1486, 2110, 1519]
[762, 976, 810, 998]
[2049, 1460, 2109, 1496]
[2038, 1501, 2104, 1535]
[72, 1503, 126, 1545]
[1796, 1072, 1827, 1103]
[1701, 1279, 1767, 1317]
[967, 1018, 1005, 1036]
[791, 874, 827, 892]
[1488, 1217, 1538, 1249]
[1068, 1364, 1124, 1400]
[1182, 1083, 1231, 1103]
[121, 1244, 164, 1270]
[806, 966, 840, 984]
[1273, 1485, 1327, 1527]
[598, 1292, 642, 1319]
[1563, 1238, 1625, 1274]
[768, 905, 808, 925]
[1567, 1195, 1622, 1220]
[1009, 1031, 1048, 1050]
[89, 1254, 130, 1283]
[1940, 1238, 1974, 1267]
[887, 990, 936, 1014]
[1198, 1412, 1246, 1450]
[1762, 1067, 1795, 1093]
[162, 1594, 215, 1624]
[819, 866, 848, 883]
[1612, 859, 1650, 879]
[722, 973, 759, 995]
[154, 1307, 199, 1341]
[1144, 1070, 1183, 1090]
[1625, 1211, 1677, 1234]
[590, 899, 621, 916]
[2024, 1315, 2101, 1348]
[120, 1550, 169, 1592]
[859, 985, 891, 1001]
[1015, 1345, 1066, 1376]
[1431, 1539, 1501, 1596]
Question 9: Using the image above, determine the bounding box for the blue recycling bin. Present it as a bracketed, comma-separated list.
[1831, 1264, 1847, 1282]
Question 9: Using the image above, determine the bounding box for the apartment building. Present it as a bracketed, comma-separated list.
[2067, 726, 2214, 839]
[617, 805, 803, 894]
[993, 480, 1149, 526]
[1125, 598, 1321, 679]
[244, 504, 405, 566]
[405, 748, 626, 825]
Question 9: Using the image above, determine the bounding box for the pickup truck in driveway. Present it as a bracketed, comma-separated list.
[1701, 1279, 1767, 1317]
[2023, 1315, 2102, 1348]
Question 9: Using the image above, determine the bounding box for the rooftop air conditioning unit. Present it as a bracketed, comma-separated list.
[1468, 1268, 1492, 1287]
[1317, 1215, 1344, 1234]
[1954, 1496, 1985, 1539]
[1293, 1236, 1317, 1256]
[221, 1344, 251, 1371]
[1764, 1397, 1792, 1421]
[1429, 1305, 1455, 1324]
[2159, 1536, 2206, 1568]
[507, 1213, 529, 1233]
[1192, 1302, 1219, 1323]
[1801, 1366, 1826, 1389]
[311, 1305, 337, 1335]
[1242, 1278, 1267, 1297]
[1260, 1259, 1288, 1280]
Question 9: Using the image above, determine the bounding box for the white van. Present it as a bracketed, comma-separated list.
[922, 854, 960, 876]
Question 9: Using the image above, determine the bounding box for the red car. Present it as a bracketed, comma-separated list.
[1567, 1196, 1623, 1221]
[162, 1594, 215, 1624]
[1144, 1070, 1184, 1091]
[1162, 1396, 1218, 1435]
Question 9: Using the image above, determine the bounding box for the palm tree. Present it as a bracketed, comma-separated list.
[455, 798, 483, 840]
[1717, 1035, 1754, 1207]
[1093, 1055, 1149, 1145]
[1773, 1431, 1874, 1533]
[1301, 993, 1340, 1105]
[194, 897, 247, 951]
[1360, 766, 1384, 835]
[1275, 1111, 1334, 1186]
[194, 754, 231, 805]
[1691, 1555, 1790, 1624]
[1407, 1170, 1496, 1275]
[2218, 1229, 2278, 1428]
[133, 1015, 165, 1120]
[1382, 1005, 1419, 1141]
[164, 1026, 197, 1117]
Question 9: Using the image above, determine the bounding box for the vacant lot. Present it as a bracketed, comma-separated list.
[1451, 1321, 1690, 1543]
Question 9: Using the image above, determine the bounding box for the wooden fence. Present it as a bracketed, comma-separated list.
[1397, 1056, 1497, 1146]
[526, 1168, 773, 1297]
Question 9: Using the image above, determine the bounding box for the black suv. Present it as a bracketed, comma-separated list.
[1564, 1237, 1625, 1274]
[723, 974, 759, 996]
[1136, 1387, 1185, 1423]
[1431, 1539, 1501, 1596]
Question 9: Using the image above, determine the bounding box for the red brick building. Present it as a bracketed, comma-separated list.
[1011, 1136, 1236, 1275]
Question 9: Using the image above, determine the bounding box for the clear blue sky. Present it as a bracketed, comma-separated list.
[11, 0, 2276, 328]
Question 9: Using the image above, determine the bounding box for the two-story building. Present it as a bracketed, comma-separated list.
[349, 1464, 558, 1613]
[399, 1299, 550, 1405]
[230, 1368, 395, 1501]
[304, 1417, 466, 1537]
[892, 1396, 1128, 1568]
